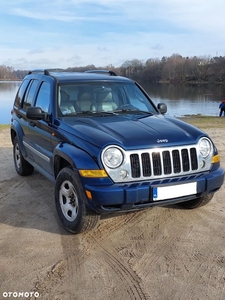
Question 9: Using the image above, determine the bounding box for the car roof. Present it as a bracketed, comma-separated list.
[50, 72, 132, 83]
[27, 69, 133, 84]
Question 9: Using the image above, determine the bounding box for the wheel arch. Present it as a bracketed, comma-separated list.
[10, 121, 27, 158]
[53, 143, 100, 179]
[10, 128, 16, 144]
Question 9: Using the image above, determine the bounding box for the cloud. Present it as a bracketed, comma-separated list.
[27, 49, 44, 55]
[66, 55, 83, 66]
[1, 0, 225, 69]
[97, 47, 109, 52]
[151, 44, 164, 51]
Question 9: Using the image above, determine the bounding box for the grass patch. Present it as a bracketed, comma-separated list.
[0, 124, 10, 130]
[178, 115, 225, 129]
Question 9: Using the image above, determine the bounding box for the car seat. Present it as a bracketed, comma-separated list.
[76, 92, 95, 111]
[96, 90, 117, 111]
[59, 90, 76, 114]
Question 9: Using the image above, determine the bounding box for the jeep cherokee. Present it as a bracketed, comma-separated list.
[10, 69, 225, 234]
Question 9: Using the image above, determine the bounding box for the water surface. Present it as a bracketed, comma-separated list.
[0, 81, 21, 124]
[0, 81, 223, 124]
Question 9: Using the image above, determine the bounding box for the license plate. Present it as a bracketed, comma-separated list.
[153, 182, 197, 201]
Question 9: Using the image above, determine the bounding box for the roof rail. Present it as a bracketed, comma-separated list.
[84, 70, 117, 76]
[28, 68, 65, 75]
[28, 69, 50, 75]
[45, 68, 65, 73]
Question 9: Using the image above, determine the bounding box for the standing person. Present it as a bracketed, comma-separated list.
[219, 99, 225, 116]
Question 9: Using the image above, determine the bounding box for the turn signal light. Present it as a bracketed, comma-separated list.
[212, 154, 220, 164]
[79, 169, 108, 178]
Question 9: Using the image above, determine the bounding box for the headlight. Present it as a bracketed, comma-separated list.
[102, 147, 123, 168]
[199, 138, 212, 158]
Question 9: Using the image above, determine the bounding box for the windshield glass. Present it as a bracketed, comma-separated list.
[57, 81, 158, 117]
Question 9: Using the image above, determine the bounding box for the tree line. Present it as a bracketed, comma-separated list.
[1, 53, 225, 85]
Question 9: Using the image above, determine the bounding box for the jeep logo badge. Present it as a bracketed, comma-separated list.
[157, 139, 168, 143]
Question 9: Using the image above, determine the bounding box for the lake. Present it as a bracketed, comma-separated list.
[142, 82, 223, 118]
[0, 81, 223, 124]
[0, 81, 21, 124]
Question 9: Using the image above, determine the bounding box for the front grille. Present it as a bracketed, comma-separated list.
[130, 147, 198, 179]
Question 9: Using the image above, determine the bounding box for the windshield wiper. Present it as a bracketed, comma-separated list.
[69, 110, 153, 118]
[75, 111, 96, 115]
[75, 111, 118, 116]
[114, 109, 153, 116]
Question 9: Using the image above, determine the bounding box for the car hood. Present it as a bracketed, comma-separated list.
[60, 114, 206, 149]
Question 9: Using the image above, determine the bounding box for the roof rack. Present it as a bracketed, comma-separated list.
[84, 70, 117, 76]
[28, 69, 117, 76]
[28, 69, 49, 75]
[28, 68, 65, 75]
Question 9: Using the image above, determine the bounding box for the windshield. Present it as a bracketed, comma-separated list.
[57, 81, 158, 117]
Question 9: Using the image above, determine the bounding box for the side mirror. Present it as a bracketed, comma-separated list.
[26, 107, 47, 120]
[157, 103, 167, 115]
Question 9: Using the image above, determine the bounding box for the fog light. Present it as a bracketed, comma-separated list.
[200, 160, 205, 168]
[119, 169, 128, 179]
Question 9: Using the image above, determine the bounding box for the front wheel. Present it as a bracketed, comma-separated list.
[55, 167, 100, 234]
[178, 194, 214, 209]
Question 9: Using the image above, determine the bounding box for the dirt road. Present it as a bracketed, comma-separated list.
[1, 119, 225, 300]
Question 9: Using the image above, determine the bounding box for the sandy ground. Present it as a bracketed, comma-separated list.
[1, 119, 225, 300]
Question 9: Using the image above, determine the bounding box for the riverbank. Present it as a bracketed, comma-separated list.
[2, 115, 224, 129]
[178, 115, 225, 129]
[0, 124, 10, 129]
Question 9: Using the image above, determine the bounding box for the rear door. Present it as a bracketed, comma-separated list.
[24, 80, 54, 175]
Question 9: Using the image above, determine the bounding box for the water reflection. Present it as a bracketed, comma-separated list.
[142, 83, 222, 117]
[0, 81, 21, 124]
[0, 81, 223, 124]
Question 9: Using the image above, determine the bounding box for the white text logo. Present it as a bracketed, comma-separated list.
[3, 292, 40, 298]
[157, 139, 168, 143]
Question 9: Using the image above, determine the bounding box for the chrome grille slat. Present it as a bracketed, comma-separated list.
[130, 146, 198, 179]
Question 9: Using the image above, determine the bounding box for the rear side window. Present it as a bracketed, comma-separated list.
[22, 79, 39, 111]
[35, 82, 51, 114]
[14, 79, 29, 108]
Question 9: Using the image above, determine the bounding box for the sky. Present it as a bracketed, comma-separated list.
[1, 0, 225, 70]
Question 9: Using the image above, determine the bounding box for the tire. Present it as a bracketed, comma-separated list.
[13, 136, 34, 176]
[178, 194, 214, 209]
[55, 167, 100, 234]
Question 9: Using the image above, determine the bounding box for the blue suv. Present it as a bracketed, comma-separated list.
[10, 69, 225, 234]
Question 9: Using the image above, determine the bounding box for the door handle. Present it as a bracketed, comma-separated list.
[29, 121, 36, 127]
[16, 113, 22, 119]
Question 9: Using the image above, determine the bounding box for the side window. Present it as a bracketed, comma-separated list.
[14, 79, 29, 108]
[35, 82, 51, 114]
[22, 79, 39, 111]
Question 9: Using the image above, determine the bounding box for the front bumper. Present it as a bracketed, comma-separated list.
[83, 167, 225, 213]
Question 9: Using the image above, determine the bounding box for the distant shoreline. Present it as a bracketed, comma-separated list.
[1, 115, 224, 130]
[0, 79, 21, 81]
